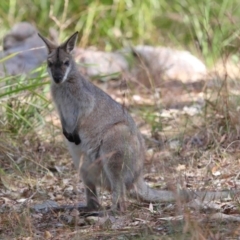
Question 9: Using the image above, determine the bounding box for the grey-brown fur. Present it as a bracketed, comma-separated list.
[38, 32, 239, 212]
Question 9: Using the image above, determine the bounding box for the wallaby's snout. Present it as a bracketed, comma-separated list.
[52, 74, 62, 84]
[50, 63, 69, 84]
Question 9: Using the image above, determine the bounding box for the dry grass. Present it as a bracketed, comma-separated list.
[1, 58, 240, 239]
[1, 0, 240, 238]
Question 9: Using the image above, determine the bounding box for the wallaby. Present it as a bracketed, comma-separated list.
[38, 32, 239, 213]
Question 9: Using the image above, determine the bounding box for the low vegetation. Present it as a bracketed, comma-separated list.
[1, 0, 240, 239]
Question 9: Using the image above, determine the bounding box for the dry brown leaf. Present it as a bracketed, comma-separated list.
[44, 231, 52, 239]
[176, 164, 186, 171]
[148, 202, 154, 213]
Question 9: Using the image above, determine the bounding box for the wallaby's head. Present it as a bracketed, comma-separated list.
[38, 32, 78, 84]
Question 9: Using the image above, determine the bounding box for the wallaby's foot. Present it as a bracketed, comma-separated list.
[54, 203, 103, 217]
[77, 204, 103, 217]
[78, 205, 126, 217]
[100, 202, 128, 216]
[78, 200, 128, 217]
[81, 206, 124, 217]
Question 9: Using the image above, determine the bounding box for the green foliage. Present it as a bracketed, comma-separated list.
[0, 66, 50, 133]
[0, 0, 239, 64]
[0, 0, 239, 134]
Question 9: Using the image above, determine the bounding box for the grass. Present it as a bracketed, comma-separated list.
[0, 66, 50, 133]
[1, 0, 240, 239]
[0, 0, 239, 62]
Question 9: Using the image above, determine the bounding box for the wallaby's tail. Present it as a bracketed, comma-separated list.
[131, 178, 240, 203]
[130, 178, 176, 203]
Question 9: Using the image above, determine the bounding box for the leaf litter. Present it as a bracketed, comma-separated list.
[1, 73, 240, 239]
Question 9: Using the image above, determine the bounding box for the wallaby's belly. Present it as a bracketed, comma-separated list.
[67, 137, 112, 190]
[67, 120, 144, 190]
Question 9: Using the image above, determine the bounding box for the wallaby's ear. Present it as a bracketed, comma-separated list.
[38, 33, 57, 53]
[60, 32, 79, 53]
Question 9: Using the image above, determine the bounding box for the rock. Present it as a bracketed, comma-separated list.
[130, 45, 207, 87]
[0, 23, 207, 87]
[74, 48, 129, 81]
[3, 22, 36, 50]
[74, 45, 207, 88]
[0, 22, 48, 76]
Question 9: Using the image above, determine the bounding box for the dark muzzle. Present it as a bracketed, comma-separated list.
[53, 74, 63, 83]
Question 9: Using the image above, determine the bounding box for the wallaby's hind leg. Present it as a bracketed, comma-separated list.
[67, 142, 101, 211]
[80, 159, 102, 211]
[99, 124, 140, 212]
[102, 151, 127, 212]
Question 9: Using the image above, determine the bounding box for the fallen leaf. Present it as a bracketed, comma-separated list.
[176, 164, 186, 171]
[149, 202, 154, 213]
[44, 231, 52, 239]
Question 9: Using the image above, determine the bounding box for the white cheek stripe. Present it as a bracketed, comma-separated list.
[62, 66, 71, 82]
[47, 68, 54, 82]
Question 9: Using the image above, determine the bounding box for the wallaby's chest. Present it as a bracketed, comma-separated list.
[51, 85, 80, 132]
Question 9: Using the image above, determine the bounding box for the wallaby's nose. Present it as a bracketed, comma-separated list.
[53, 74, 62, 83]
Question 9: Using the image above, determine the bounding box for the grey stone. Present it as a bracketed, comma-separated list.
[0, 22, 47, 76]
[130, 45, 207, 87]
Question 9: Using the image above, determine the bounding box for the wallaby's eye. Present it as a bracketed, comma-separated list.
[47, 61, 53, 68]
[64, 60, 69, 66]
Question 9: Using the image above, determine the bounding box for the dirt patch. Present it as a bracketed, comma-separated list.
[1, 73, 240, 239]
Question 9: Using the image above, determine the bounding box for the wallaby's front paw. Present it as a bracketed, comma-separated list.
[63, 130, 81, 145]
[63, 130, 74, 142]
[73, 133, 81, 145]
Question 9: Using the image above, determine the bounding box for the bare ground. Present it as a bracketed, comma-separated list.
[1, 74, 240, 240]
